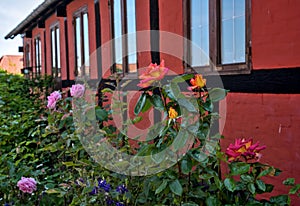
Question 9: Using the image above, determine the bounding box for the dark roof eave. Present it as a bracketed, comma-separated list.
[4, 0, 61, 40]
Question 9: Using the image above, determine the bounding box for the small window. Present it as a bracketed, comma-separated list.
[50, 25, 61, 77]
[74, 8, 90, 77]
[185, 0, 250, 73]
[34, 36, 42, 76]
[111, 0, 137, 74]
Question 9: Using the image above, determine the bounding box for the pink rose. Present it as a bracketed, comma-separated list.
[137, 60, 169, 88]
[47, 91, 62, 109]
[226, 138, 266, 162]
[70, 84, 85, 98]
[17, 177, 37, 194]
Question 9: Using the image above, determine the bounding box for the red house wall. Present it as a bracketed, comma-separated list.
[220, 1, 300, 204]
[159, 0, 184, 74]
[251, 0, 300, 69]
[220, 93, 300, 203]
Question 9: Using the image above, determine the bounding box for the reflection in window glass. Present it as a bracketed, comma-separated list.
[56, 28, 61, 71]
[51, 30, 56, 69]
[51, 26, 61, 77]
[126, 0, 137, 73]
[35, 37, 42, 75]
[190, 0, 209, 67]
[74, 12, 90, 77]
[221, 0, 245, 64]
[75, 17, 82, 76]
[83, 13, 90, 75]
[113, 0, 123, 73]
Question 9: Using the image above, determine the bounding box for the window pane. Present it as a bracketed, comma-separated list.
[83, 13, 90, 76]
[56, 28, 61, 76]
[190, 0, 209, 67]
[26, 44, 30, 68]
[221, 0, 245, 64]
[38, 39, 42, 71]
[51, 30, 56, 70]
[126, 0, 137, 73]
[75, 17, 82, 76]
[35, 38, 42, 75]
[113, 0, 123, 72]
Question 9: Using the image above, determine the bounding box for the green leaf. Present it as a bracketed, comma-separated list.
[257, 166, 273, 178]
[270, 195, 290, 205]
[171, 74, 194, 83]
[151, 150, 166, 164]
[248, 183, 256, 194]
[214, 175, 223, 190]
[256, 179, 266, 192]
[151, 94, 165, 111]
[182, 202, 198, 206]
[95, 107, 108, 121]
[155, 180, 168, 194]
[229, 162, 250, 175]
[46, 189, 61, 194]
[170, 82, 182, 99]
[181, 159, 192, 174]
[169, 179, 183, 196]
[289, 184, 300, 194]
[265, 184, 274, 193]
[131, 116, 142, 124]
[172, 130, 190, 151]
[134, 93, 147, 115]
[189, 151, 208, 163]
[206, 196, 218, 206]
[208, 88, 227, 102]
[141, 96, 152, 113]
[240, 174, 254, 183]
[283, 178, 295, 186]
[177, 98, 197, 113]
[224, 178, 236, 192]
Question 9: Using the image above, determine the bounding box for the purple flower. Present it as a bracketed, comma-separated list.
[89, 186, 98, 195]
[116, 184, 128, 194]
[98, 179, 111, 192]
[47, 91, 61, 109]
[106, 198, 114, 205]
[17, 177, 37, 194]
[116, 202, 124, 206]
[70, 84, 85, 98]
[75, 178, 85, 186]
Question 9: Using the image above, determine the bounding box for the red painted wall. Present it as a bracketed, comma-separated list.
[219, 93, 300, 204]
[136, 0, 152, 71]
[159, 0, 184, 74]
[252, 0, 300, 69]
[99, 0, 112, 78]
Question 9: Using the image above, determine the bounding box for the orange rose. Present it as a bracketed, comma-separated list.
[137, 60, 169, 88]
[188, 74, 206, 90]
[168, 107, 178, 119]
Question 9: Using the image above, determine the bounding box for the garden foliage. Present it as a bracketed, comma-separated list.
[0, 66, 299, 206]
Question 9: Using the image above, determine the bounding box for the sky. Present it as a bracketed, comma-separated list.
[0, 0, 44, 57]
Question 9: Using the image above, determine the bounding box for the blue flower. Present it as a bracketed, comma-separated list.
[98, 179, 111, 192]
[116, 184, 128, 194]
[4, 203, 10, 206]
[106, 198, 114, 205]
[115, 202, 124, 206]
[89, 186, 98, 195]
